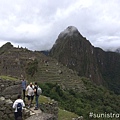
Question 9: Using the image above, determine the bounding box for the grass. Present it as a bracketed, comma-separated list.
[0, 75, 18, 81]
[30, 95, 53, 104]
[38, 96, 79, 120]
[39, 95, 53, 103]
[58, 108, 78, 120]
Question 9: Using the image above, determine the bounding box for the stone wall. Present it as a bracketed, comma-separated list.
[0, 78, 25, 120]
[0, 79, 21, 97]
[40, 100, 58, 120]
[0, 97, 14, 120]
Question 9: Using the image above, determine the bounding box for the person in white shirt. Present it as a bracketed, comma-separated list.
[12, 94, 25, 120]
[26, 82, 34, 108]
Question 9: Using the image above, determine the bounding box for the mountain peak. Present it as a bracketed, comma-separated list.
[2, 42, 13, 48]
[66, 26, 78, 32]
[1, 42, 13, 49]
[58, 26, 81, 39]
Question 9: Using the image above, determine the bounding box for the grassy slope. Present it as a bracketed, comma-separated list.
[39, 95, 78, 120]
[0, 75, 18, 81]
[58, 108, 78, 120]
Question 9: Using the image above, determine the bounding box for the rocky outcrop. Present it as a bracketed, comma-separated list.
[40, 101, 58, 120]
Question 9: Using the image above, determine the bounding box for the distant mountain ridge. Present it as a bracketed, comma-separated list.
[115, 47, 120, 53]
[50, 26, 120, 94]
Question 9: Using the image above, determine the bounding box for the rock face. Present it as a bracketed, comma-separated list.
[50, 26, 120, 94]
[95, 48, 120, 94]
[50, 26, 103, 84]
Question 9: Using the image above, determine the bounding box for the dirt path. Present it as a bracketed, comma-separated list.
[25, 107, 54, 120]
[25, 107, 42, 120]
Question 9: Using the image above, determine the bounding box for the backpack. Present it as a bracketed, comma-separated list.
[37, 86, 42, 95]
[17, 103, 22, 113]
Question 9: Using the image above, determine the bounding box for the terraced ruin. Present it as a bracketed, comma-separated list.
[0, 43, 85, 91]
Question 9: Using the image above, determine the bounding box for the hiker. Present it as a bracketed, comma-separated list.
[26, 82, 34, 108]
[12, 94, 25, 120]
[21, 78, 26, 101]
[34, 82, 42, 110]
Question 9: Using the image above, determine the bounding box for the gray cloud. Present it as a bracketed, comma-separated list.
[0, 0, 120, 51]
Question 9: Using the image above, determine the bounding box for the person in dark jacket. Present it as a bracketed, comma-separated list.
[34, 82, 39, 110]
[21, 78, 26, 101]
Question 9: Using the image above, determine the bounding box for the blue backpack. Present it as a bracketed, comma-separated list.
[17, 103, 22, 113]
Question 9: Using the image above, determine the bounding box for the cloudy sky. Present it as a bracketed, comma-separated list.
[0, 0, 120, 51]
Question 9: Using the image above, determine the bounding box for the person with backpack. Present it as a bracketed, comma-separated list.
[12, 94, 25, 120]
[26, 82, 34, 108]
[34, 82, 42, 110]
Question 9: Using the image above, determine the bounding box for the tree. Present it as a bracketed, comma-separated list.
[26, 59, 38, 77]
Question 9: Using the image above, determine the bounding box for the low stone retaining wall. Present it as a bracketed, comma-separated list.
[40, 101, 58, 120]
[0, 97, 14, 120]
[0, 78, 21, 96]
